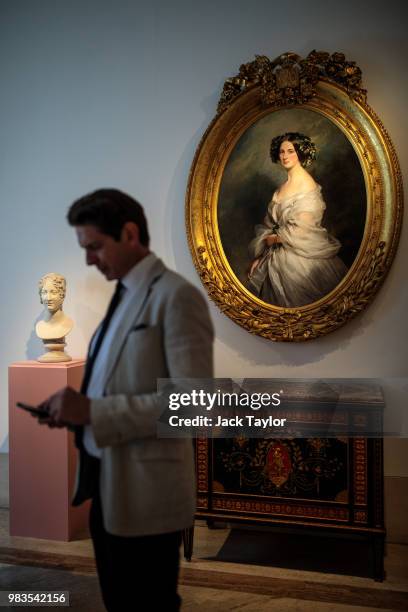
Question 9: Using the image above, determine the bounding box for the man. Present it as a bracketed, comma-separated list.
[37, 188, 214, 611]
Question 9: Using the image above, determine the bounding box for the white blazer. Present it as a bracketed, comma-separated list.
[72, 256, 214, 536]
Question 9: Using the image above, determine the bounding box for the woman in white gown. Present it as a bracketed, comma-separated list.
[248, 132, 347, 307]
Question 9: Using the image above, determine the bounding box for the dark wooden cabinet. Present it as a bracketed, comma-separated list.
[184, 384, 385, 581]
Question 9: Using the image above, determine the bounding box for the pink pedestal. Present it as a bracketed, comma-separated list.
[8, 359, 90, 541]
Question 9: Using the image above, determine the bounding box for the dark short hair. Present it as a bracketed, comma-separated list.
[270, 132, 316, 168]
[67, 188, 150, 246]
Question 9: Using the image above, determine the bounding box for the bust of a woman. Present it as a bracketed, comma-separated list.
[35, 273, 73, 362]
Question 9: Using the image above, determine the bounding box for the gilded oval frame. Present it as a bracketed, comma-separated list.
[186, 52, 403, 341]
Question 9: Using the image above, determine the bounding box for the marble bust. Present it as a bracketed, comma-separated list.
[35, 273, 73, 362]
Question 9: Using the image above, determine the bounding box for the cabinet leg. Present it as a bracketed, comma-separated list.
[182, 525, 195, 561]
[373, 535, 385, 581]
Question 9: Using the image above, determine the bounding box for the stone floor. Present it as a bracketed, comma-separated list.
[1, 454, 407, 611]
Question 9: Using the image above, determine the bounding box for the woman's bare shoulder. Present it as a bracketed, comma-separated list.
[301, 174, 318, 191]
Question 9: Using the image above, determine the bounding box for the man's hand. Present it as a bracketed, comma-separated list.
[37, 386, 91, 428]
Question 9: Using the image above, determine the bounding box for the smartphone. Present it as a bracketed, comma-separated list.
[16, 402, 49, 418]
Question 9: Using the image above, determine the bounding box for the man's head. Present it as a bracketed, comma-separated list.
[67, 189, 150, 280]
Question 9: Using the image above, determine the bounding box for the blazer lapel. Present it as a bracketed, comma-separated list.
[102, 257, 166, 389]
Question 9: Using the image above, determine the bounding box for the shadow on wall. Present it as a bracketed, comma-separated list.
[26, 312, 45, 361]
[0, 436, 9, 453]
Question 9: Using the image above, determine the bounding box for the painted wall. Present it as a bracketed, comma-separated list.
[0, 0, 406, 487]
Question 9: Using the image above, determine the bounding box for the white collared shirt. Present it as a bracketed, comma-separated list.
[83, 252, 157, 458]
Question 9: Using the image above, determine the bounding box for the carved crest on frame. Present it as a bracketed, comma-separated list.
[218, 51, 367, 113]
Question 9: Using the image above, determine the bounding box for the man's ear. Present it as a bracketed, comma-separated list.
[121, 221, 140, 246]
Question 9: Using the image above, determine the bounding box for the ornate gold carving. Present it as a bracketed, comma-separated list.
[212, 497, 349, 521]
[354, 510, 368, 523]
[265, 442, 292, 487]
[212, 480, 225, 492]
[197, 496, 208, 509]
[195, 242, 387, 342]
[218, 51, 366, 114]
[353, 414, 368, 427]
[196, 437, 209, 492]
[335, 489, 349, 503]
[353, 439, 367, 506]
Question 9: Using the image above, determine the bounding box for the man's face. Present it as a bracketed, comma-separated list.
[75, 225, 132, 281]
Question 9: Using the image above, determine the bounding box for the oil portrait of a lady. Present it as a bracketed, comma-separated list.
[248, 133, 348, 307]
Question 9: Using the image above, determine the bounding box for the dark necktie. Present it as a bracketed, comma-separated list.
[73, 280, 125, 494]
[80, 280, 125, 394]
